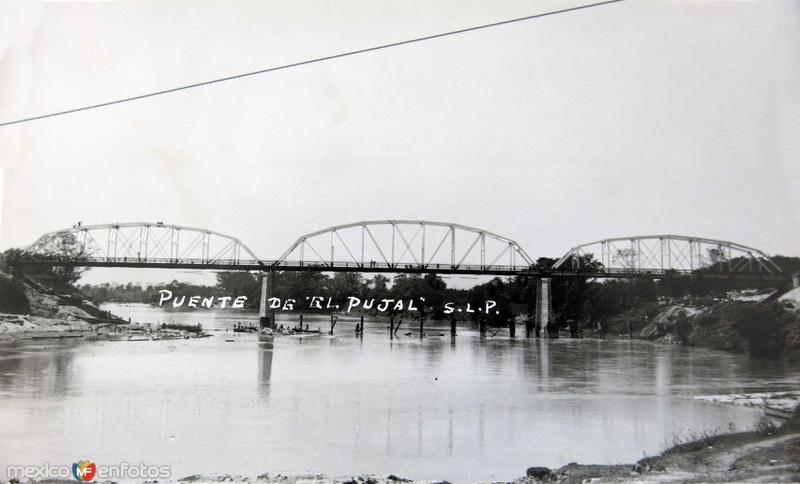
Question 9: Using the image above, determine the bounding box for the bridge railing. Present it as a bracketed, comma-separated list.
[270, 260, 536, 273]
[19, 255, 788, 280]
[23, 255, 265, 267]
[23, 255, 538, 273]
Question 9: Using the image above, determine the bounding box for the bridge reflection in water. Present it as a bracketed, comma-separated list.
[1, 305, 792, 481]
[258, 340, 273, 400]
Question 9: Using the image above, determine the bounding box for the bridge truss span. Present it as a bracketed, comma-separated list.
[552, 235, 782, 275]
[274, 220, 534, 272]
[27, 222, 262, 266]
[20, 222, 789, 281]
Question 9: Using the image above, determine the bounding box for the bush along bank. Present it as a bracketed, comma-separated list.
[603, 291, 800, 361]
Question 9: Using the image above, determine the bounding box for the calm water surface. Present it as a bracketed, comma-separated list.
[1, 303, 798, 482]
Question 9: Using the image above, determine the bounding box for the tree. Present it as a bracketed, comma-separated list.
[421, 273, 447, 318]
[366, 274, 390, 302]
[732, 302, 790, 358]
[329, 272, 365, 302]
[1, 234, 88, 291]
[0, 272, 30, 313]
[216, 272, 260, 306]
[544, 254, 602, 328]
[273, 271, 329, 302]
[468, 277, 512, 325]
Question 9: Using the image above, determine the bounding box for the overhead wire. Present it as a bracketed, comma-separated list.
[0, 0, 624, 127]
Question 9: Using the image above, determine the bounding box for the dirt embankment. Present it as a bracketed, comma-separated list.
[603, 288, 800, 360]
[0, 272, 207, 341]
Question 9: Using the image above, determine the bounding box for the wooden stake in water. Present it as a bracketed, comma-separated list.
[329, 315, 338, 335]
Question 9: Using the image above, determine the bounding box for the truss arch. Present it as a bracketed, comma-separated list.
[27, 222, 261, 264]
[276, 220, 534, 271]
[552, 235, 782, 275]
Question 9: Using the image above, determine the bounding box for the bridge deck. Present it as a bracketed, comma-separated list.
[20, 257, 790, 281]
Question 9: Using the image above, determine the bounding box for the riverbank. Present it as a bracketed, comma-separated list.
[175, 402, 797, 484]
[11, 404, 796, 484]
[515, 399, 800, 483]
[599, 287, 800, 361]
[0, 312, 209, 341]
[0, 274, 209, 341]
[32, 402, 796, 484]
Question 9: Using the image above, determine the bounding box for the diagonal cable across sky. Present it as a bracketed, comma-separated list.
[0, 0, 624, 128]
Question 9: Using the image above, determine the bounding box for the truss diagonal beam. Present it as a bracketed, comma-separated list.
[552, 234, 782, 275]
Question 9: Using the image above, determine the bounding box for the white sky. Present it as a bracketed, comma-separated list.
[0, 0, 798, 286]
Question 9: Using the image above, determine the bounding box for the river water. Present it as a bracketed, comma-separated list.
[1, 304, 798, 482]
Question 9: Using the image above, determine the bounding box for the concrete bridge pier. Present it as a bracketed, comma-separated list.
[535, 278, 552, 338]
[259, 272, 276, 329]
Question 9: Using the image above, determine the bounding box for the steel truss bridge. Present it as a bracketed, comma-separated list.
[23, 221, 787, 281]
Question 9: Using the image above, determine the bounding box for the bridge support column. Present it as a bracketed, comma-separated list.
[259, 272, 276, 329]
[535, 278, 552, 338]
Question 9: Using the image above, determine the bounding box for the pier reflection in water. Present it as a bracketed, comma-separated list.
[0, 304, 798, 483]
